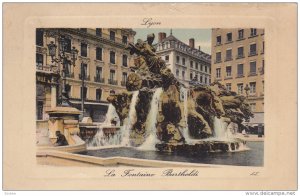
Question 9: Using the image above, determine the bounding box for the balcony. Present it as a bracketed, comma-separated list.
[216, 42, 222, 46]
[225, 40, 233, 44]
[69, 95, 102, 103]
[215, 77, 222, 81]
[109, 62, 117, 67]
[104, 33, 125, 45]
[108, 79, 118, 85]
[74, 28, 128, 46]
[85, 98, 102, 103]
[236, 54, 245, 59]
[79, 74, 90, 81]
[236, 37, 245, 41]
[69, 95, 81, 101]
[94, 76, 105, 83]
[248, 51, 257, 57]
[121, 81, 126, 86]
[65, 72, 74, 78]
[214, 59, 222, 64]
[236, 74, 244, 78]
[248, 93, 258, 98]
[36, 64, 52, 72]
[225, 56, 233, 61]
[248, 34, 258, 38]
[259, 67, 264, 75]
[248, 72, 258, 77]
[224, 75, 233, 80]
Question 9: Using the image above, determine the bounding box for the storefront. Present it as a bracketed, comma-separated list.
[243, 112, 264, 135]
[69, 100, 109, 123]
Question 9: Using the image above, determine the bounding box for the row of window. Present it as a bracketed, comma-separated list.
[215, 42, 264, 63]
[225, 82, 257, 95]
[215, 60, 264, 78]
[74, 66, 128, 86]
[75, 87, 114, 101]
[175, 69, 210, 84]
[81, 28, 128, 45]
[36, 53, 128, 86]
[216, 28, 261, 45]
[36, 51, 128, 67]
[173, 55, 211, 73]
[77, 87, 119, 101]
[80, 43, 128, 66]
[36, 29, 128, 47]
[68, 86, 120, 101]
[157, 41, 211, 62]
[78, 87, 103, 100]
[36, 30, 129, 66]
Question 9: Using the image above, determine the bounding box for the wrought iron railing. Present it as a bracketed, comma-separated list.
[236, 54, 245, 59]
[108, 79, 118, 85]
[248, 51, 257, 57]
[121, 81, 126, 86]
[79, 74, 90, 80]
[94, 76, 105, 83]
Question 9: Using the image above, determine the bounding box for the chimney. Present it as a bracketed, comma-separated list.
[158, 32, 167, 42]
[158, 32, 163, 42]
[189, 38, 195, 49]
[198, 46, 201, 51]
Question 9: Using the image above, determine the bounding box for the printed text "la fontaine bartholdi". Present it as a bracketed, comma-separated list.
[105, 169, 199, 177]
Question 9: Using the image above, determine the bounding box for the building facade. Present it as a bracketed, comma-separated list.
[155, 32, 211, 86]
[211, 28, 264, 132]
[36, 28, 136, 122]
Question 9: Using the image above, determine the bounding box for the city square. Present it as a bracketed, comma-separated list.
[35, 28, 264, 167]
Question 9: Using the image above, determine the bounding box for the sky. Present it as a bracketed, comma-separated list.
[133, 28, 212, 54]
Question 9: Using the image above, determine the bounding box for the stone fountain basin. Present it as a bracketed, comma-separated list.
[155, 138, 247, 153]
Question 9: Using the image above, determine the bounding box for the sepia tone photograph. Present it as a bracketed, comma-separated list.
[3, 3, 297, 191]
[36, 27, 264, 167]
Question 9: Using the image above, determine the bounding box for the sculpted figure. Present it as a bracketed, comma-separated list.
[126, 34, 180, 91]
[107, 92, 132, 124]
[107, 33, 253, 146]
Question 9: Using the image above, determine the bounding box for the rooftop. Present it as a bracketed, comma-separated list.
[155, 33, 211, 63]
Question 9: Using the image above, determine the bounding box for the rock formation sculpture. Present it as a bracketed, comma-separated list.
[106, 33, 253, 150]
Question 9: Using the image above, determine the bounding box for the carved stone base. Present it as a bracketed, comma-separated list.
[155, 139, 247, 153]
[46, 107, 82, 145]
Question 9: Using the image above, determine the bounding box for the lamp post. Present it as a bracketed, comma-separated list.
[47, 37, 79, 107]
[80, 63, 85, 116]
[244, 84, 251, 128]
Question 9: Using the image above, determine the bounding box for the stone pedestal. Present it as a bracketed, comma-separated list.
[46, 107, 82, 145]
[50, 84, 57, 108]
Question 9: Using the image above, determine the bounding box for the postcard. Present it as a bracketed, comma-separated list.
[3, 3, 297, 190]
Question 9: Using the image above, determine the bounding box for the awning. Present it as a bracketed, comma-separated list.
[243, 112, 264, 126]
[69, 100, 110, 106]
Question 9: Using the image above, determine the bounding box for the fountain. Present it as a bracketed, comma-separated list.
[88, 33, 253, 154]
[138, 87, 163, 150]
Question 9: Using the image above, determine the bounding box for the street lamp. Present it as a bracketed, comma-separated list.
[47, 37, 79, 107]
[244, 84, 251, 125]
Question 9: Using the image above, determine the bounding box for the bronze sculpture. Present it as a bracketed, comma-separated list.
[106, 34, 253, 151]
